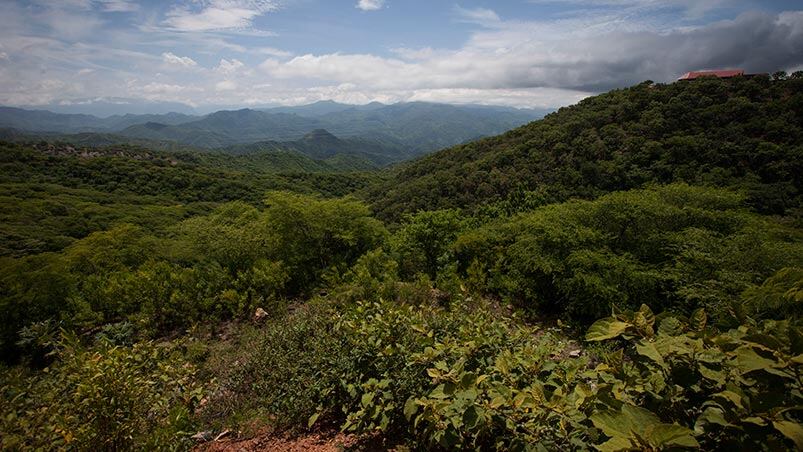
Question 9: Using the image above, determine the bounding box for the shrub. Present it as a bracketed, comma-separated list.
[0, 338, 204, 450]
[585, 305, 803, 450]
[452, 184, 803, 324]
[390, 209, 466, 281]
[213, 289, 803, 450]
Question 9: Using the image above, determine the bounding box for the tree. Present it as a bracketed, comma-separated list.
[391, 209, 465, 281]
[772, 71, 788, 81]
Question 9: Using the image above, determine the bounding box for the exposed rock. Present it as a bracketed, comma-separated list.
[214, 430, 232, 441]
[253, 307, 269, 323]
[191, 431, 215, 443]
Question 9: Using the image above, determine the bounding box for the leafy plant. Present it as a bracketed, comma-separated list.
[1, 337, 205, 450]
[586, 306, 803, 450]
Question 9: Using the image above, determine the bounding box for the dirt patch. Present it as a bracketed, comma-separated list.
[193, 429, 389, 452]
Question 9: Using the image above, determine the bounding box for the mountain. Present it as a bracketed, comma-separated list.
[0, 107, 198, 133]
[260, 100, 388, 117]
[18, 98, 201, 116]
[118, 102, 543, 153]
[315, 102, 551, 152]
[0, 102, 545, 156]
[261, 100, 358, 117]
[367, 77, 803, 220]
[117, 122, 235, 148]
[223, 129, 412, 165]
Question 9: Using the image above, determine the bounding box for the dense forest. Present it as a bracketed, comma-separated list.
[2, 76, 803, 451]
[369, 75, 803, 221]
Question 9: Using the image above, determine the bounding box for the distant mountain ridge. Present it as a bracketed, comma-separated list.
[0, 107, 199, 133]
[223, 128, 414, 166]
[0, 102, 548, 159]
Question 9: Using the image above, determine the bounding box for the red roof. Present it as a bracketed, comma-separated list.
[678, 69, 745, 80]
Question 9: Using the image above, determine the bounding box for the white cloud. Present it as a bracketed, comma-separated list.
[454, 6, 501, 26]
[391, 47, 436, 60]
[526, 0, 729, 17]
[215, 58, 245, 74]
[142, 82, 189, 94]
[356, 0, 384, 11]
[2, 0, 802, 112]
[215, 80, 238, 91]
[96, 0, 140, 12]
[260, 11, 803, 96]
[161, 51, 198, 67]
[164, 0, 279, 32]
[253, 46, 293, 57]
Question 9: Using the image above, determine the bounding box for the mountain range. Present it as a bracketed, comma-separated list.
[0, 101, 548, 162]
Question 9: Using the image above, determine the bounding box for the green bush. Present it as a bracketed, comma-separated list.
[212, 288, 803, 450]
[452, 184, 803, 324]
[741, 267, 803, 320]
[585, 305, 803, 450]
[0, 338, 204, 450]
[390, 209, 466, 281]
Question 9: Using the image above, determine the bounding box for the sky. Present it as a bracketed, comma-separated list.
[0, 0, 802, 114]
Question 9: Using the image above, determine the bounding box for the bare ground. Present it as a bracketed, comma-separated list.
[193, 428, 392, 452]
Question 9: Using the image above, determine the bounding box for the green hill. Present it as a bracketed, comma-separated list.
[86, 103, 542, 154]
[223, 128, 410, 166]
[368, 77, 803, 220]
[0, 141, 381, 257]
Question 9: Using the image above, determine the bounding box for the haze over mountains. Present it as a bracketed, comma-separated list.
[0, 101, 547, 165]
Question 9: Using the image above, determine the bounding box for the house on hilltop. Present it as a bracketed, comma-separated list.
[677, 69, 748, 81]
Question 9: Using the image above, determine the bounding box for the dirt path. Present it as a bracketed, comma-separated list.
[193, 429, 388, 452]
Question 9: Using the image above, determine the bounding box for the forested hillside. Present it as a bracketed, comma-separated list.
[0, 141, 380, 257]
[370, 76, 803, 220]
[2, 77, 803, 451]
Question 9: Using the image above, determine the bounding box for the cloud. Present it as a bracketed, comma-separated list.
[215, 80, 238, 91]
[391, 47, 436, 60]
[161, 51, 198, 67]
[142, 82, 188, 94]
[454, 6, 501, 26]
[260, 11, 803, 95]
[356, 0, 384, 11]
[164, 0, 279, 32]
[527, 0, 730, 18]
[96, 0, 140, 12]
[253, 46, 293, 57]
[215, 58, 245, 74]
[2, 0, 802, 111]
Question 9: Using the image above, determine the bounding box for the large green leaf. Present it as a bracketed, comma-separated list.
[690, 308, 707, 332]
[590, 404, 660, 439]
[646, 423, 699, 449]
[731, 346, 777, 374]
[595, 436, 634, 452]
[590, 410, 634, 439]
[403, 398, 418, 420]
[774, 420, 803, 450]
[636, 341, 666, 369]
[658, 317, 684, 336]
[586, 318, 631, 341]
[307, 411, 320, 429]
